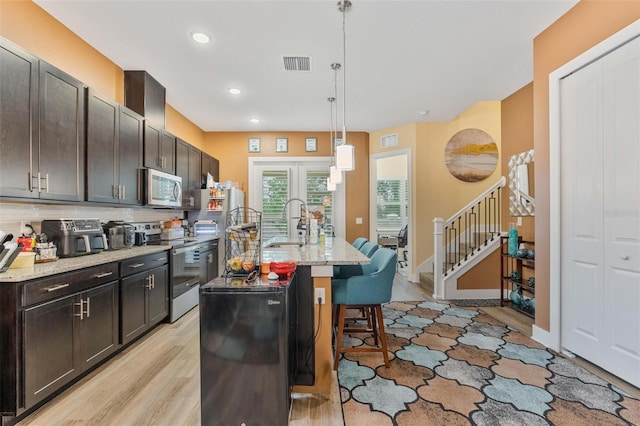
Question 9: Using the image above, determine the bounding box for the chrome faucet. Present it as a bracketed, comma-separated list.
[282, 198, 309, 244]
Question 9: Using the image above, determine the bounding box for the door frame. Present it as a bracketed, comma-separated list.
[369, 148, 415, 281]
[247, 156, 346, 239]
[546, 20, 640, 351]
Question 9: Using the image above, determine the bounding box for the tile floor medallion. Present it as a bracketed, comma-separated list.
[337, 301, 640, 426]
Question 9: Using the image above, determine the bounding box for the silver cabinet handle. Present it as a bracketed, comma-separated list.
[153, 257, 166, 262]
[37, 172, 42, 193]
[208, 253, 213, 263]
[94, 272, 113, 278]
[151, 274, 155, 289]
[85, 297, 90, 318]
[128, 263, 145, 269]
[113, 185, 118, 199]
[145, 275, 153, 289]
[43, 173, 49, 193]
[75, 299, 84, 320]
[122, 185, 125, 199]
[45, 283, 70, 292]
[29, 172, 38, 192]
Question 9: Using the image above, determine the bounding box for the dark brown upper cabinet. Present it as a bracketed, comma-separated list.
[124, 71, 166, 128]
[201, 152, 220, 186]
[143, 121, 176, 174]
[86, 88, 143, 205]
[0, 38, 85, 201]
[175, 138, 202, 210]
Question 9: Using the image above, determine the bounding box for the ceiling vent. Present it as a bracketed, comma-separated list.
[282, 56, 311, 72]
[381, 133, 399, 148]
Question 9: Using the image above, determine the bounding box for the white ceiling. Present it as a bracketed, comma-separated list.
[34, 0, 578, 133]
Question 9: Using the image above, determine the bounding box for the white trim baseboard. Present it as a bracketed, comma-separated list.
[531, 325, 555, 350]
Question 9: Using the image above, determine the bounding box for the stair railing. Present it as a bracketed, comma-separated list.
[433, 176, 506, 299]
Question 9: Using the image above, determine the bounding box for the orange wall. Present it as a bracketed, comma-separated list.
[533, 0, 639, 331]
[458, 84, 535, 290]
[0, 0, 205, 148]
[500, 83, 535, 242]
[205, 131, 370, 240]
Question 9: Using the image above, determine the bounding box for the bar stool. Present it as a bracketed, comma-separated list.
[331, 248, 397, 369]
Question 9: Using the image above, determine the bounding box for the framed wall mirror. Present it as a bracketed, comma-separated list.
[508, 149, 535, 216]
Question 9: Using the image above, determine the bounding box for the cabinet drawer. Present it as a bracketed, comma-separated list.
[120, 251, 168, 277]
[22, 263, 119, 307]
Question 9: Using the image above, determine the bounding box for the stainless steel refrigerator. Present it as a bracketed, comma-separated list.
[199, 277, 290, 425]
[192, 187, 245, 274]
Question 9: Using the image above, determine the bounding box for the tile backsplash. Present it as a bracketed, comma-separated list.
[0, 202, 182, 237]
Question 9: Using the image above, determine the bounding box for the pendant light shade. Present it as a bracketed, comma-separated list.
[336, 143, 354, 171]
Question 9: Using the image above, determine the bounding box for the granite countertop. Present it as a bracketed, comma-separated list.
[0, 236, 219, 283]
[262, 237, 371, 266]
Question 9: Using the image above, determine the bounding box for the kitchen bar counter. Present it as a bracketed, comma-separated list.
[263, 236, 371, 396]
[262, 236, 371, 266]
[0, 236, 219, 283]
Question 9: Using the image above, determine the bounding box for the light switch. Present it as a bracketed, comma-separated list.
[516, 217, 522, 226]
[355, 217, 363, 224]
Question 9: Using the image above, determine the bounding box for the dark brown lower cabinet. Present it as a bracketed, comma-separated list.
[121, 265, 168, 345]
[23, 281, 118, 409]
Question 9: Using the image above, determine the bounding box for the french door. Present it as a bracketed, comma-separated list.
[249, 157, 345, 242]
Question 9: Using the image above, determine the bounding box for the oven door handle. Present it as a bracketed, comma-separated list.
[173, 245, 198, 255]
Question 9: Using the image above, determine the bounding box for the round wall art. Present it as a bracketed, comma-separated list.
[444, 128, 498, 182]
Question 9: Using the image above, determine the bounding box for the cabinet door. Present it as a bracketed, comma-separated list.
[148, 265, 169, 326]
[0, 39, 38, 199]
[199, 247, 219, 284]
[201, 153, 219, 183]
[120, 271, 149, 344]
[175, 138, 191, 208]
[86, 89, 118, 203]
[24, 294, 78, 408]
[118, 106, 143, 205]
[189, 145, 202, 190]
[80, 281, 119, 370]
[143, 121, 161, 170]
[160, 130, 176, 174]
[38, 61, 85, 201]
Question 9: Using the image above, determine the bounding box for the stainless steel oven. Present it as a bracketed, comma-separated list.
[170, 240, 200, 322]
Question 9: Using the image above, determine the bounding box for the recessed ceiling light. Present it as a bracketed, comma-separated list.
[250, 118, 260, 124]
[191, 32, 210, 44]
[228, 88, 242, 95]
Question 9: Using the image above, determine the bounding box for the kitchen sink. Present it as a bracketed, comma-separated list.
[264, 241, 304, 248]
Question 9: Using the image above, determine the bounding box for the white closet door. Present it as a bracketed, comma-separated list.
[560, 56, 605, 364]
[602, 36, 640, 387]
[561, 36, 640, 388]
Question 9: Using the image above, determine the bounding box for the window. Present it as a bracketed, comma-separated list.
[376, 179, 408, 230]
[261, 170, 289, 241]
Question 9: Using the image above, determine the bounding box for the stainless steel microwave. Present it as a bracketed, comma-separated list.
[145, 168, 182, 207]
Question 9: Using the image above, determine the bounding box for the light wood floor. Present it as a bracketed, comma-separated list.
[16, 272, 638, 425]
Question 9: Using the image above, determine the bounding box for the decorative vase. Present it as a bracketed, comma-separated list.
[508, 223, 518, 256]
[516, 248, 528, 258]
[510, 270, 522, 283]
[510, 284, 523, 305]
[527, 249, 535, 260]
[528, 276, 535, 287]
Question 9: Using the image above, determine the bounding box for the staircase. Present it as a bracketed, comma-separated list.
[432, 176, 506, 301]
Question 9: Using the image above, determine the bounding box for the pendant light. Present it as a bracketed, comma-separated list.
[336, 0, 355, 172]
[327, 96, 339, 191]
[329, 63, 342, 186]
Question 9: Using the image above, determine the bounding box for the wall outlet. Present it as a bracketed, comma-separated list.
[314, 288, 325, 305]
[516, 217, 522, 226]
[355, 217, 363, 224]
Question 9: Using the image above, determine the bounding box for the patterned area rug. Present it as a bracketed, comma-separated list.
[337, 301, 640, 425]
